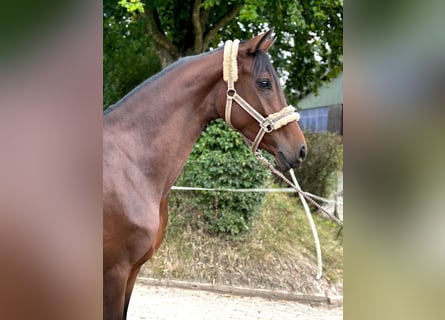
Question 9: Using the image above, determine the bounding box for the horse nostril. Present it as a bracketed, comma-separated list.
[299, 145, 306, 161]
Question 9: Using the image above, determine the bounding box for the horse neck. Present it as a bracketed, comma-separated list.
[104, 50, 225, 197]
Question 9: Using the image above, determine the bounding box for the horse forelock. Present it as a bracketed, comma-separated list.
[252, 50, 280, 88]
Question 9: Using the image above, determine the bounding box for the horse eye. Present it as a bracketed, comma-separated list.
[257, 78, 272, 90]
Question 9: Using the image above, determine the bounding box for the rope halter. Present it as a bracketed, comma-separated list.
[223, 39, 301, 153]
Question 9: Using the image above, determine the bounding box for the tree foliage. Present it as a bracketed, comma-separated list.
[104, 0, 342, 107]
[103, 1, 343, 238]
[103, 0, 161, 108]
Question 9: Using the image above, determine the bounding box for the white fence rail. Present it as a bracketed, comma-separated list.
[171, 186, 343, 206]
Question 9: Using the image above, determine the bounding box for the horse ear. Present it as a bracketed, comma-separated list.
[244, 29, 276, 54]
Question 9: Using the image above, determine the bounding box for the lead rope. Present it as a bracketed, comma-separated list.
[289, 169, 323, 280]
[255, 150, 343, 280]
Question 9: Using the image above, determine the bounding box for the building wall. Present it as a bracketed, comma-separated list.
[299, 104, 343, 135]
[298, 73, 343, 110]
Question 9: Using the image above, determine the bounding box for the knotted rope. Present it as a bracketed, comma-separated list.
[255, 150, 343, 280]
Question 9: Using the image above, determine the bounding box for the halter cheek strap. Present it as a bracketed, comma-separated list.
[223, 40, 300, 153]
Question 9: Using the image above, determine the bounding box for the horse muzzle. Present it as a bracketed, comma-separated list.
[276, 144, 307, 170]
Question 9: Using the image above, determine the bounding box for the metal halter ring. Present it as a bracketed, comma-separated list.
[260, 119, 274, 133]
[226, 88, 236, 97]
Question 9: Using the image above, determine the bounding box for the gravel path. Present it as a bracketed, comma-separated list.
[128, 282, 342, 320]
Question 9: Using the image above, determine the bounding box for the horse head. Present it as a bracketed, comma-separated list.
[220, 30, 307, 170]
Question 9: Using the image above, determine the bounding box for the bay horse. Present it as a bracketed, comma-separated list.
[103, 29, 307, 319]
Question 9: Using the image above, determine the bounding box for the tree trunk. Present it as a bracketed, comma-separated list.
[144, 4, 243, 68]
[154, 45, 178, 69]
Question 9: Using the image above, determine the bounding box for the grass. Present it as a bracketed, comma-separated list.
[141, 190, 343, 295]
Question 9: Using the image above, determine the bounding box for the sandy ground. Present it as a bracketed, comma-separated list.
[128, 281, 343, 320]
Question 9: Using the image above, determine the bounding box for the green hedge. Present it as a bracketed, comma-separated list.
[294, 131, 343, 201]
[174, 126, 343, 239]
[176, 120, 270, 240]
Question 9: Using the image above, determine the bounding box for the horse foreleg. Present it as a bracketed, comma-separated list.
[122, 264, 142, 319]
[103, 265, 129, 320]
[122, 197, 169, 318]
